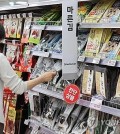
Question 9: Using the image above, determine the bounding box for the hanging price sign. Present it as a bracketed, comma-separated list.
[63, 84, 80, 104]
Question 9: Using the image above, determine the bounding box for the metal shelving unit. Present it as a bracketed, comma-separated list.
[78, 56, 120, 67]
[79, 23, 120, 28]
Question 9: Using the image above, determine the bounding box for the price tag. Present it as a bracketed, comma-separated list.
[63, 84, 80, 104]
[78, 56, 85, 62]
[12, 40, 15, 45]
[12, 14, 16, 19]
[1, 15, 3, 19]
[92, 58, 100, 64]
[4, 15, 7, 19]
[28, 13, 32, 18]
[17, 14, 21, 18]
[107, 59, 116, 66]
[9, 14, 12, 19]
[89, 97, 103, 110]
[22, 13, 26, 18]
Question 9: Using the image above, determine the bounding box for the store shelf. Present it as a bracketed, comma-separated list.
[45, 25, 62, 31]
[32, 86, 64, 100]
[31, 51, 62, 59]
[79, 23, 120, 28]
[31, 25, 62, 31]
[0, 5, 28, 11]
[29, 0, 62, 7]
[32, 86, 120, 117]
[31, 51, 50, 57]
[79, 99, 120, 117]
[78, 56, 120, 67]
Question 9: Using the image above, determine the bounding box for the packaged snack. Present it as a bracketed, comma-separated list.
[100, 0, 120, 23]
[21, 18, 32, 43]
[4, 19, 11, 38]
[78, 2, 92, 22]
[10, 19, 18, 38]
[95, 66, 107, 98]
[83, 0, 116, 23]
[81, 65, 95, 96]
[85, 29, 104, 57]
[100, 33, 120, 59]
[17, 18, 23, 38]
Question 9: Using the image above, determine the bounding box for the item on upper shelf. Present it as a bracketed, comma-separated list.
[29, 17, 43, 44]
[10, 19, 19, 38]
[17, 18, 23, 38]
[83, 0, 116, 23]
[4, 19, 11, 38]
[21, 18, 32, 43]
[81, 65, 95, 96]
[78, 2, 92, 22]
[77, 30, 89, 56]
[100, 0, 120, 23]
[99, 32, 120, 59]
[85, 28, 104, 57]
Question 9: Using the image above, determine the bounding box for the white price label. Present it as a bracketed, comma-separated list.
[4, 15, 7, 19]
[9, 14, 12, 19]
[1, 15, 3, 19]
[92, 58, 100, 64]
[107, 60, 116, 66]
[78, 56, 85, 62]
[23, 13, 26, 18]
[90, 97, 103, 110]
[17, 14, 21, 18]
[12, 14, 16, 19]
[28, 13, 32, 17]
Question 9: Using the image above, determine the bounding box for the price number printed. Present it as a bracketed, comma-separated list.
[89, 97, 103, 110]
[107, 59, 116, 66]
[92, 58, 100, 64]
[78, 56, 85, 62]
[63, 84, 80, 104]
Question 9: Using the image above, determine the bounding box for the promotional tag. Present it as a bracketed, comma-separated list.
[63, 84, 80, 104]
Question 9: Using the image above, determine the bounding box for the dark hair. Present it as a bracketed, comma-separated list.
[0, 24, 5, 40]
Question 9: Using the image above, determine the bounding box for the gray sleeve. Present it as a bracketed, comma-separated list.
[0, 53, 28, 94]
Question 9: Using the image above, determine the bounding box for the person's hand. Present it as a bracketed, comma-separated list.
[41, 71, 57, 83]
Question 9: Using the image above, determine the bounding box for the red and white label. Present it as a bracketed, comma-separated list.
[63, 84, 80, 104]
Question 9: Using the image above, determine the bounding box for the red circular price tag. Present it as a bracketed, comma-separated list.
[63, 84, 80, 104]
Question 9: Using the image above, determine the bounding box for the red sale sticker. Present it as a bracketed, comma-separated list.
[63, 84, 80, 104]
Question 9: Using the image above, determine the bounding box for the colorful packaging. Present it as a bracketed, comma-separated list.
[85, 28, 104, 57]
[100, 0, 120, 23]
[78, 2, 92, 22]
[100, 33, 120, 59]
[17, 18, 23, 38]
[10, 19, 18, 38]
[4, 19, 11, 38]
[83, 0, 116, 23]
[21, 18, 32, 43]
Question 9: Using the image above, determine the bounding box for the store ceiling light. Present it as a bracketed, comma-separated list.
[16, 1, 27, 5]
[9, 2, 14, 6]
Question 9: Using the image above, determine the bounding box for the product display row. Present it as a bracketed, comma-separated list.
[27, 94, 120, 134]
[79, 0, 120, 23]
